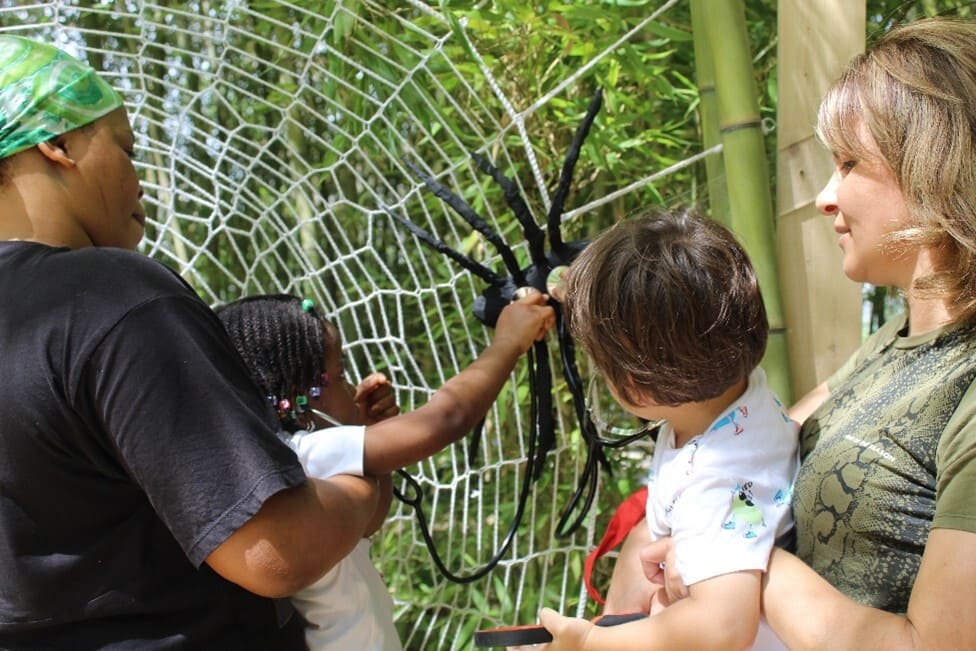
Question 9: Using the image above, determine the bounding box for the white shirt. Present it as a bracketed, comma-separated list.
[645, 368, 798, 651]
[287, 425, 403, 651]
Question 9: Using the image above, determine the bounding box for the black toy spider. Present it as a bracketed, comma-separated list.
[385, 89, 657, 581]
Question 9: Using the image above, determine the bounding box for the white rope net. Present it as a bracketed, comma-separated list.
[3, 1, 711, 648]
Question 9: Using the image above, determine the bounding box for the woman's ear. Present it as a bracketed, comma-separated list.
[36, 138, 76, 167]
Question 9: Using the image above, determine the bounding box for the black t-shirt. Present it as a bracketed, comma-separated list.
[0, 242, 308, 649]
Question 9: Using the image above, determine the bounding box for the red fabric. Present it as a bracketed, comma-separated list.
[583, 486, 648, 604]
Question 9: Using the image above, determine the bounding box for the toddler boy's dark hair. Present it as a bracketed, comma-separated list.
[564, 208, 768, 407]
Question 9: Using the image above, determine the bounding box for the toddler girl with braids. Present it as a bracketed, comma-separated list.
[219, 294, 400, 650]
[217, 291, 554, 651]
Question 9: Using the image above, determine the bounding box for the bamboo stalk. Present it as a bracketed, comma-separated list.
[695, 0, 792, 403]
[689, 0, 729, 226]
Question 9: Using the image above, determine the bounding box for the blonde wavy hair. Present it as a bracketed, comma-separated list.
[816, 17, 976, 316]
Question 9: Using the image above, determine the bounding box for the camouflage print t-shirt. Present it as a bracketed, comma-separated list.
[794, 313, 976, 614]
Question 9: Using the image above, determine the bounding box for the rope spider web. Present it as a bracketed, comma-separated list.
[2, 1, 719, 648]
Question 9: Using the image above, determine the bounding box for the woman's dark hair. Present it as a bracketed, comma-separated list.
[216, 294, 332, 429]
[564, 208, 768, 406]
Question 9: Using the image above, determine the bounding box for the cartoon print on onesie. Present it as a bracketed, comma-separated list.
[723, 481, 766, 539]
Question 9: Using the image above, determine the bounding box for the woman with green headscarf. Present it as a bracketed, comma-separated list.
[0, 35, 380, 649]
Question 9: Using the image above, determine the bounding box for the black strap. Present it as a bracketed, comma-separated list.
[392, 346, 541, 583]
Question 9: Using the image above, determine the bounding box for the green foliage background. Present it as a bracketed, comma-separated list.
[2, 1, 974, 648]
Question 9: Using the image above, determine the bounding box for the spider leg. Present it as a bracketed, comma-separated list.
[466, 417, 486, 466]
[529, 339, 555, 482]
[555, 441, 609, 539]
[551, 303, 608, 537]
[547, 88, 603, 259]
[382, 204, 507, 287]
[470, 152, 547, 270]
[404, 158, 528, 287]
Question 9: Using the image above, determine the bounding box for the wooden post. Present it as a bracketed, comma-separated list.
[776, 0, 865, 398]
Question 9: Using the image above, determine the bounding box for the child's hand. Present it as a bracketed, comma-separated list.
[355, 372, 400, 425]
[507, 608, 593, 651]
[640, 536, 688, 605]
[648, 587, 669, 616]
[494, 290, 555, 354]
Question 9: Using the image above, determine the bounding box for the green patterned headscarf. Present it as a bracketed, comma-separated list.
[0, 35, 123, 160]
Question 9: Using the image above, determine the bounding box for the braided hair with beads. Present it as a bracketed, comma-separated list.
[216, 294, 333, 432]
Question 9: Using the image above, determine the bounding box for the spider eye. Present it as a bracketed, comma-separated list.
[546, 265, 569, 302]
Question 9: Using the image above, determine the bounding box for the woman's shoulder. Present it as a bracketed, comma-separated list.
[55, 246, 196, 299]
[1, 242, 195, 305]
[71, 245, 181, 275]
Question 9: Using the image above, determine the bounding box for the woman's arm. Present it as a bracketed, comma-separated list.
[763, 527, 976, 650]
[788, 381, 830, 426]
[205, 473, 380, 598]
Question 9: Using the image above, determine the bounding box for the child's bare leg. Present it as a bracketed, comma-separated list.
[603, 520, 655, 614]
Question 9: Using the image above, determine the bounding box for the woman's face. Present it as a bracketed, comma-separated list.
[815, 127, 914, 289]
[307, 325, 360, 427]
[67, 107, 145, 250]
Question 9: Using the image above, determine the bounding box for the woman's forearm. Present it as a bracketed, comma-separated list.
[762, 547, 914, 651]
[788, 381, 830, 425]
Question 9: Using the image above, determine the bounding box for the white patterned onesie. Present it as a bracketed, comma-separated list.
[645, 367, 798, 651]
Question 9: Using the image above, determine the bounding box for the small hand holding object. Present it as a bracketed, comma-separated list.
[489, 610, 646, 650]
[355, 372, 400, 425]
[496, 289, 555, 352]
[533, 608, 593, 650]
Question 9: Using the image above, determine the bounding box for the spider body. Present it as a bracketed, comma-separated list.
[472, 240, 586, 327]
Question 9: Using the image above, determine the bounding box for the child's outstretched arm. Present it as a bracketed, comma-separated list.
[362, 291, 555, 475]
